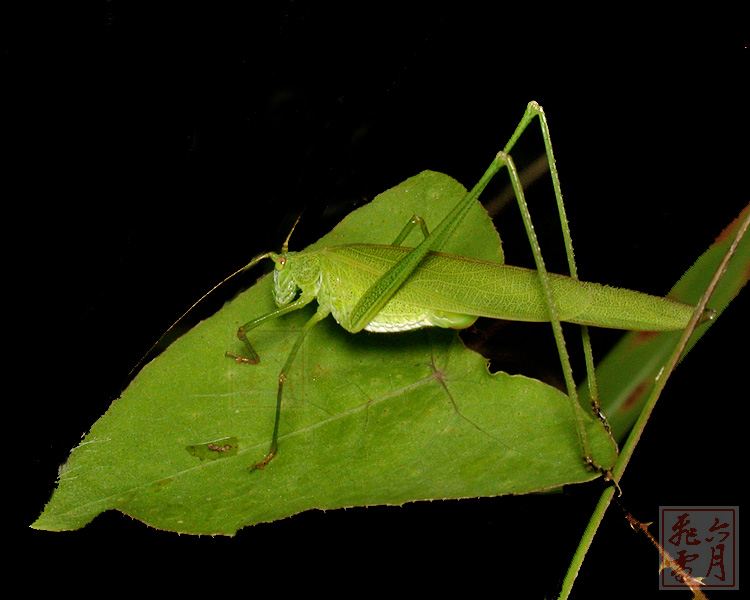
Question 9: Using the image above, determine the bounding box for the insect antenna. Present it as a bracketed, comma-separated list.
[281, 213, 303, 253]
[121, 250, 273, 390]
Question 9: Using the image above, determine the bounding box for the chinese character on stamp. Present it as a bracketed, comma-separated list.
[660, 506, 738, 590]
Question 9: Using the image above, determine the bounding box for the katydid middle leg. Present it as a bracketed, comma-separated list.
[245, 308, 329, 471]
[390, 215, 431, 246]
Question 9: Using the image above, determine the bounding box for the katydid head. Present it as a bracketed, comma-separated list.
[269, 214, 304, 306]
[270, 214, 325, 307]
[270, 250, 298, 306]
[270, 247, 323, 308]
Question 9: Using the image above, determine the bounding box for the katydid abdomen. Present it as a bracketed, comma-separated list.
[289, 244, 696, 333]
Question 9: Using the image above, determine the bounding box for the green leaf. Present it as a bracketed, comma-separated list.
[32, 171, 617, 535]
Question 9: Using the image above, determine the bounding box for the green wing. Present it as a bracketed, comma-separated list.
[319, 245, 694, 331]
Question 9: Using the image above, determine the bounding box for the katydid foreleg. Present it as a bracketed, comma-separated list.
[226, 295, 317, 365]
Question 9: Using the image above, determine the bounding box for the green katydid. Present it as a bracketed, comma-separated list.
[224, 101, 713, 473]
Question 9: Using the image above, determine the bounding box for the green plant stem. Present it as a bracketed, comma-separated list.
[557, 207, 749, 599]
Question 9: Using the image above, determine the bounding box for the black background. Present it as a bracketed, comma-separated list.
[14, 3, 747, 598]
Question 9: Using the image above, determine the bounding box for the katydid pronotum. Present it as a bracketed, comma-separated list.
[222, 101, 713, 473]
